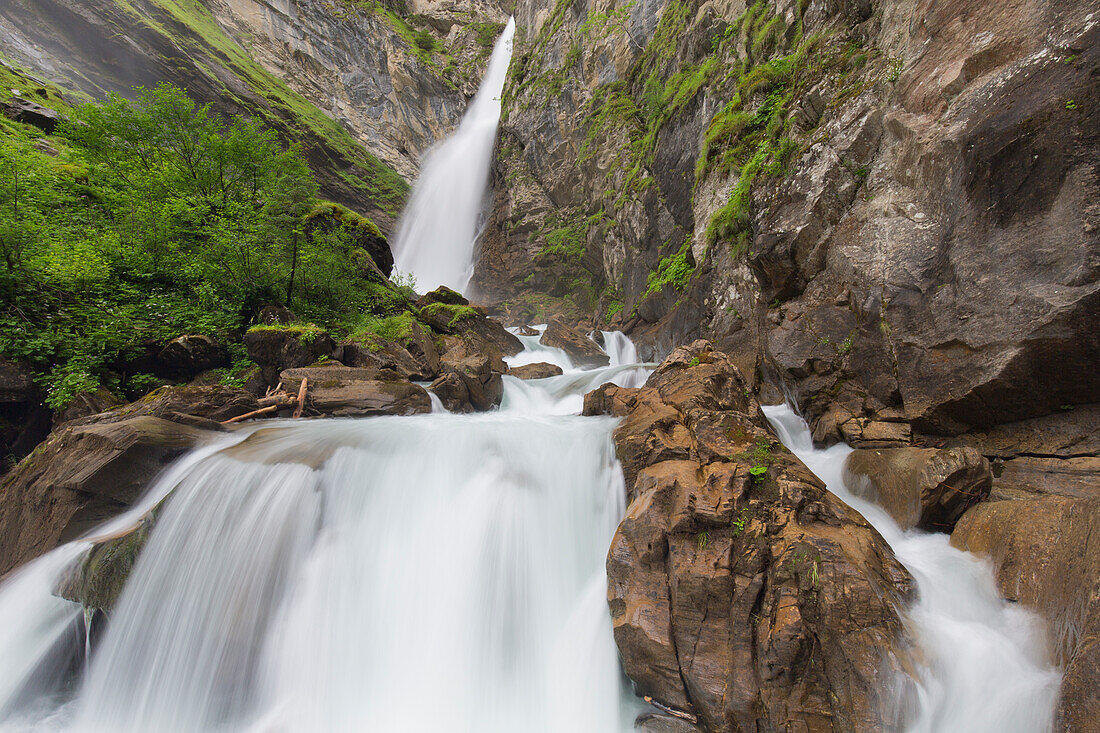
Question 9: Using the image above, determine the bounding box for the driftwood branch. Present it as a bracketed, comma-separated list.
[221, 403, 283, 424]
[292, 377, 308, 419]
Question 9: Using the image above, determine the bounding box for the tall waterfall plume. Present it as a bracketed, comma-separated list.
[392, 18, 516, 293]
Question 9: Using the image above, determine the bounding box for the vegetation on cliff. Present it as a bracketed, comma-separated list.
[0, 82, 398, 408]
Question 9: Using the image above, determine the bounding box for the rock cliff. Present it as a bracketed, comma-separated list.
[0, 0, 508, 226]
[479, 0, 1099, 440]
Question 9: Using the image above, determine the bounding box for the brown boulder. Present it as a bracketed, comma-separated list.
[428, 372, 471, 413]
[952, 497, 1100, 732]
[438, 354, 503, 412]
[845, 446, 992, 531]
[540, 317, 608, 367]
[340, 320, 441, 381]
[0, 416, 216, 575]
[279, 366, 431, 417]
[507, 362, 563, 380]
[243, 325, 336, 387]
[581, 383, 642, 417]
[56, 521, 152, 613]
[608, 341, 913, 732]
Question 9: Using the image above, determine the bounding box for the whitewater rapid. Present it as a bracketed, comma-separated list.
[0, 332, 650, 733]
[764, 405, 1061, 733]
[392, 18, 516, 293]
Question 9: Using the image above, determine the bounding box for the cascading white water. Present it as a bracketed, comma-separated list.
[763, 404, 1062, 733]
[391, 19, 516, 293]
[0, 335, 649, 733]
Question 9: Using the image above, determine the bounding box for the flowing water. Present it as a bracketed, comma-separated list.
[0, 336, 651, 733]
[763, 405, 1062, 733]
[391, 18, 516, 293]
[0, 14, 1066, 729]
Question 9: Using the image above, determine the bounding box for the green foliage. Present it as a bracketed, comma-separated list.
[350, 313, 413, 345]
[413, 29, 437, 51]
[644, 239, 694, 298]
[605, 299, 624, 321]
[0, 82, 395, 407]
[420, 302, 479, 328]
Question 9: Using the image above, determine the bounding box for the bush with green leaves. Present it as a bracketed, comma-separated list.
[0, 82, 396, 407]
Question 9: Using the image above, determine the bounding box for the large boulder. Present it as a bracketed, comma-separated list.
[76, 385, 259, 427]
[339, 320, 441, 381]
[421, 301, 524, 363]
[243, 325, 336, 387]
[155, 335, 229, 380]
[2, 98, 60, 133]
[0, 416, 216, 575]
[435, 354, 503, 412]
[602, 341, 913, 732]
[278, 366, 431, 417]
[540, 317, 608, 367]
[845, 446, 992, 531]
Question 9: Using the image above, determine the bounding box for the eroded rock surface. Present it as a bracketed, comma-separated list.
[598, 341, 913, 732]
[845, 446, 992, 531]
[0, 416, 216, 575]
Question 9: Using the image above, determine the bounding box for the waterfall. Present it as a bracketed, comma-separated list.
[391, 19, 516, 293]
[0, 338, 648, 733]
[763, 404, 1062, 733]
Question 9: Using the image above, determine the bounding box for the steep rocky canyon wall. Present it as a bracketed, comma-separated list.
[0, 0, 508, 226]
[479, 0, 1099, 439]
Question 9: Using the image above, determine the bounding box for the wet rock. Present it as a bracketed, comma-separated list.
[952, 496, 1100, 732]
[507, 362, 563, 380]
[428, 372, 471, 413]
[0, 416, 216, 575]
[608, 341, 913, 733]
[582, 383, 642, 417]
[540, 318, 609, 368]
[635, 712, 704, 733]
[56, 521, 152, 613]
[279, 366, 431, 417]
[243, 325, 336, 387]
[342, 329, 439, 381]
[845, 446, 992, 531]
[156, 335, 229, 380]
[439, 354, 503, 412]
[416, 286, 469, 308]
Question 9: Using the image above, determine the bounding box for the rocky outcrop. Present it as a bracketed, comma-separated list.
[540, 318, 609, 367]
[845, 446, 992, 531]
[597, 341, 913, 732]
[946, 402, 1100, 732]
[1, 97, 60, 133]
[0, 416, 217, 575]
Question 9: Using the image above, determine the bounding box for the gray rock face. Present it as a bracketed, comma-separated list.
[479, 0, 1100, 443]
